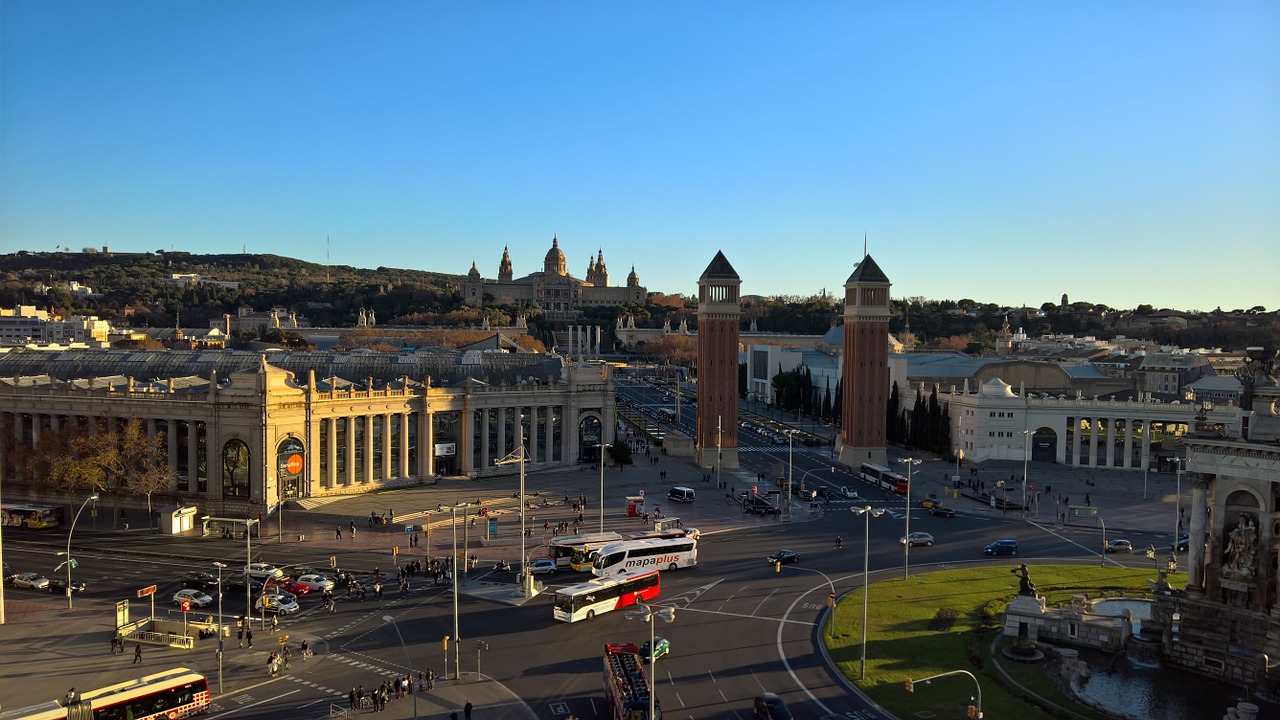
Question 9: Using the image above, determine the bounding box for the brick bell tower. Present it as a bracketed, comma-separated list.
[696, 250, 741, 470]
[839, 254, 891, 467]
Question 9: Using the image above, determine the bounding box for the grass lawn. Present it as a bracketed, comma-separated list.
[824, 564, 1185, 719]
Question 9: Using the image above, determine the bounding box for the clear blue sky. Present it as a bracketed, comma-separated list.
[3, 2, 1277, 313]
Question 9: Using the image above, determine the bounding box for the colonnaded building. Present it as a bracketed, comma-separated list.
[459, 236, 646, 318]
[0, 348, 615, 518]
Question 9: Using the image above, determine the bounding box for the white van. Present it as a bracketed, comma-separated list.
[668, 486, 696, 504]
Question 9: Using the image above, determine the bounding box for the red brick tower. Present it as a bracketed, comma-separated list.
[696, 251, 740, 470]
[839, 254, 891, 467]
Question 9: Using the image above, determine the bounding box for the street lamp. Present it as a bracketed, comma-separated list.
[599, 443, 606, 533]
[495, 439, 530, 597]
[897, 458, 920, 580]
[1021, 429, 1031, 516]
[382, 615, 418, 720]
[624, 603, 676, 720]
[1173, 457, 1184, 550]
[1098, 515, 1107, 567]
[853, 505, 884, 680]
[213, 561, 227, 694]
[59, 492, 99, 609]
[449, 501, 470, 679]
[785, 430, 796, 516]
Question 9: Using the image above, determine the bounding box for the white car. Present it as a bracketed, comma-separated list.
[12, 572, 50, 590]
[295, 574, 336, 592]
[255, 592, 300, 614]
[528, 558, 557, 575]
[173, 588, 214, 608]
[244, 563, 284, 580]
[840, 487, 861, 500]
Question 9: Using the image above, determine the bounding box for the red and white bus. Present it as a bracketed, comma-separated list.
[553, 569, 661, 623]
[860, 463, 909, 494]
[2, 667, 210, 720]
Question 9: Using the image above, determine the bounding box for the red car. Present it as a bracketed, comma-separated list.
[267, 578, 311, 596]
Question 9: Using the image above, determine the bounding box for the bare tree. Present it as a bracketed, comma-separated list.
[127, 462, 176, 524]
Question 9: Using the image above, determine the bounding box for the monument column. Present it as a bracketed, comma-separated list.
[381, 413, 393, 480]
[1187, 472, 1211, 593]
[327, 418, 338, 487]
[838, 254, 892, 468]
[479, 409, 490, 469]
[1122, 419, 1134, 468]
[345, 416, 357, 486]
[1087, 418, 1099, 467]
[529, 406, 540, 464]
[187, 421, 199, 492]
[1104, 418, 1116, 467]
[496, 407, 507, 459]
[695, 250, 741, 470]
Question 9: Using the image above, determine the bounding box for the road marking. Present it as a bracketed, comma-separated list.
[675, 605, 814, 625]
[751, 588, 779, 616]
[206, 689, 301, 719]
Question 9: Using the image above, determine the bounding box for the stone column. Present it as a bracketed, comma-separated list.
[496, 407, 507, 459]
[544, 406, 554, 463]
[50, 415, 60, 433]
[529, 406, 540, 464]
[479, 408, 490, 469]
[421, 411, 434, 477]
[1104, 418, 1116, 467]
[458, 408, 474, 476]
[345, 416, 357, 486]
[1122, 418, 1134, 469]
[1087, 418, 1098, 467]
[31, 415, 41, 446]
[363, 416, 374, 484]
[187, 421, 199, 492]
[146, 418, 157, 437]
[168, 420, 180, 476]
[380, 413, 392, 480]
[327, 418, 338, 488]
[1140, 422, 1151, 473]
[1188, 472, 1211, 593]
[565, 405, 580, 464]
[399, 413, 411, 478]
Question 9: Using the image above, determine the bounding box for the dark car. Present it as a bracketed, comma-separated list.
[1173, 534, 1190, 552]
[223, 575, 264, 594]
[753, 693, 793, 720]
[984, 539, 1019, 556]
[181, 572, 221, 592]
[48, 578, 88, 594]
[929, 505, 956, 518]
[767, 550, 800, 565]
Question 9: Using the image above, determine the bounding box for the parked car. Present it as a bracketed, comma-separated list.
[528, 558, 557, 575]
[767, 550, 801, 565]
[12, 572, 50, 590]
[223, 575, 265, 594]
[753, 693, 793, 720]
[900, 532, 935, 547]
[295, 574, 336, 592]
[173, 589, 214, 608]
[929, 505, 956, 518]
[1105, 539, 1133, 553]
[984, 539, 1019, 556]
[255, 592, 300, 615]
[48, 578, 88, 594]
[244, 563, 284, 580]
[180, 572, 221, 592]
[639, 636, 671, 663]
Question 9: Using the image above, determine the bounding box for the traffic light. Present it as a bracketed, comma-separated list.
[904, 678, 914, 693]
[752, 485, 758, 494]
[773, 560, 781, 573]
[966, 703, 979, 718]
[442, 635, 450, 651]
[329, 556, 337, 568]
[393, 546, 399, 556]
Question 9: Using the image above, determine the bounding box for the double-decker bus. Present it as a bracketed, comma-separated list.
[592, 537, 698, 577]
[548, 532, 624, 570]
[860, 463, 909, 494]
[0, 667, 209, 720]
[553, 569, 661, 622]
[603, 642, 659, 720]
[0, 503, 64, 530]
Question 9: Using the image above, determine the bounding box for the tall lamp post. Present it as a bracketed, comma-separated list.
[1098, 514, 1107, 567]
[786, 430, 796, 516]
[213, 561, 227, 693]
[599, 444, 606, 533]
[853, 505, 884, 680]
[624, 603, 676, 720]
[58, 492, 99, 609]
[449, 501, 470, 678]
[1173, 457, 1184, 549]
[382, 615, 418, 720]
[495, 439, 530, 597]
[1021, 429, 1031, 516]
[897, 458, 920, 580]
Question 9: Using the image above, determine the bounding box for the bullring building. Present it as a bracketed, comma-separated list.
[0, 349, 615, 517]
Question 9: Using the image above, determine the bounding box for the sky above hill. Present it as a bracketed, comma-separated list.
[2, 2, 1277, 313]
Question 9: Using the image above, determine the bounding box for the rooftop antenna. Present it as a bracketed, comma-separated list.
[864, 231, 868, 257]
[326, 235, 331, 283]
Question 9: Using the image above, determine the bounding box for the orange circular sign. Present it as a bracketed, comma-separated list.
[286, 454, 303, 474]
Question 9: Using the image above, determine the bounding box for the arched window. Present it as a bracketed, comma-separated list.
[222, 439, 251, 499]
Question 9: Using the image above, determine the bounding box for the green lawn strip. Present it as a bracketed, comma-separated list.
[825, 565, 1185, 719]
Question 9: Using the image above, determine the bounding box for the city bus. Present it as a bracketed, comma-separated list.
[592, 537, 698, 577]
[552, 569, 661, 622]
[860, 463, 909, 494]
[548, 532, 624, 570]
[0, 667, 209, 720]
[0, 503, 65, 530]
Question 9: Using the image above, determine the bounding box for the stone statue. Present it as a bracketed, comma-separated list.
[1224, 513, 1259, 578]
[1012, 563, 1037, 597]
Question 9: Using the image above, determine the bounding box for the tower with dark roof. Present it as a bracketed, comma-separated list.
[696, 251, 741, 469]
[498, 246, 513, 283]
[839, 254, 891, 467]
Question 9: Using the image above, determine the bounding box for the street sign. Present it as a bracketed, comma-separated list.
[278, 635, 289, 644]
[69, 559, 78, 570]
[137, 585, 157, 598]
[405, 525, 414, 532]
[828, 591, 836, 607]
[180, 599, 191, 613]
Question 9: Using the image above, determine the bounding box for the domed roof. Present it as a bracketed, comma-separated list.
[627, 265, 639, 282]
[543, 236, 566, 275]
[467, 260, 481, 279]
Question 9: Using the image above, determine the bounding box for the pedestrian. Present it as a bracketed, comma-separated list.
[336, 526, 343, 540]
[426, 668, 435, 690]
[238, 626, 245, 648]
[349, 688, 357, 711]
[246, 628, 253, 648]
[301, 639, 311, 658]
[271, 615, 279, 634]
[835, 535, 843, 549]
[1085, 494, 1091, 506]
[465, 700, 473, 720]
[132, 643, 143, 664]
[65, 688, 76, 705]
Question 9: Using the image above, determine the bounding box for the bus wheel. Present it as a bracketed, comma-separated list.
[586, 610, 595, 620]
[668, 563, 678, 571]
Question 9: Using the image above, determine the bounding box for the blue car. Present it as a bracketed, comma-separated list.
[984, 539, 1019, 556]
